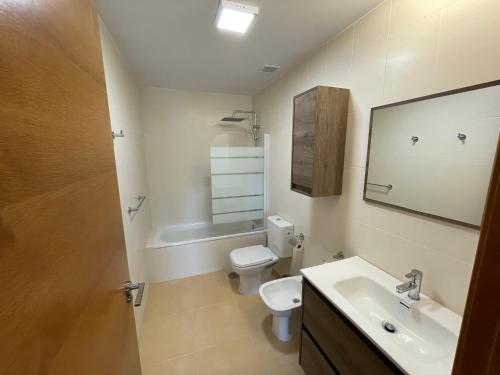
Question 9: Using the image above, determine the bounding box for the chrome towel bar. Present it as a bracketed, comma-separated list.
[367, 182, 393, 190]
[128, 195, 146, 214]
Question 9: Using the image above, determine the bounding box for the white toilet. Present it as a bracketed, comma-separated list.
[230, 215, 293, 295]
[259, 275, 303, 342]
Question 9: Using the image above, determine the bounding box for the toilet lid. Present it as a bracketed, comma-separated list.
[230, 245, 274, 268]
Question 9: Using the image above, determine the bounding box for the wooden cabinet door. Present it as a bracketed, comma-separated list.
[302, 282, 402, 375]
[0, 1, 141, 374]
[300, 330, 339, 375]
[292, 88, 317, 195]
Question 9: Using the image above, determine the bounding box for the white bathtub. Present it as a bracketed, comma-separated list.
[146, 222, 266, 282]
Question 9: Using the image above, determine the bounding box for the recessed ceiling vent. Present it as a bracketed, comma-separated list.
[262, 64, 280, 73]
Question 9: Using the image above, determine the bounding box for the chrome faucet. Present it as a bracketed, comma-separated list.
[396, 269, 423, 301]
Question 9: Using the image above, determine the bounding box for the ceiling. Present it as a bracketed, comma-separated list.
[94, 0, 382, 95]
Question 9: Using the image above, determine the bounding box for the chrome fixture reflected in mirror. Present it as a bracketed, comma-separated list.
[364, 80, 500, 228]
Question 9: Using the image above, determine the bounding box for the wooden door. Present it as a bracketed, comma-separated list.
[0, 1, 141, 374]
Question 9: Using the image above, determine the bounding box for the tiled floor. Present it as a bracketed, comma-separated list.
[140, 271, 305, 375]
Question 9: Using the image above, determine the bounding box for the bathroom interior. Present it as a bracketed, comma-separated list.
[1, 0, 499, 374]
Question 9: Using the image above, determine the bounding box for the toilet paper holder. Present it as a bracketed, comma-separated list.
[289, 232, 304, 247]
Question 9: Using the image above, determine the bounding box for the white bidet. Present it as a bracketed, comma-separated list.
[259, 275, 303, 341]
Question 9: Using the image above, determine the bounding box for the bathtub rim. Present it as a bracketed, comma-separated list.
[147, 223, 266, 248]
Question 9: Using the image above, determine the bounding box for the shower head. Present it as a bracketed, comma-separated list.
[220, 117, 246, 122]
[219, 110, 260, 145]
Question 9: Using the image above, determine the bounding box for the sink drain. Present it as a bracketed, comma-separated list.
[382, 321, 397, 333]
[292, 298, 301, 304]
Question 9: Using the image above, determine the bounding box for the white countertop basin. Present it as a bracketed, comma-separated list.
[301, 256, 462, 375]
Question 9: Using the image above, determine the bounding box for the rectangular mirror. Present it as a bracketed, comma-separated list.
[364, 80, 500, 228]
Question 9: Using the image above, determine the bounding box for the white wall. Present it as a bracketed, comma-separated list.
[100, 21, 152, 334]
[141, 88, 252, 226]
[254, 0, 500, 315]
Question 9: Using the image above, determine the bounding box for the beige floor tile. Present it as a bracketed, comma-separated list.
[195, 335, 267, 375]
[249, 327, 303, 375]
[233, 292, 272, 332]
[145, 271, 234, 321]
[141, 272, 303, 375]
[192, 299, 257, 351]
[142, 354, 198, 375]
[140, 311, 196, 365]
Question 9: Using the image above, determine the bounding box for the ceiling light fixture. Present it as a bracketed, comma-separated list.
[216, 0, 259, 34]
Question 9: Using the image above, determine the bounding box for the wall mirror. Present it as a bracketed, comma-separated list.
[364, 80, 500, 228]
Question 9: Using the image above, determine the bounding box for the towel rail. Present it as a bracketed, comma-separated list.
[367, 182, 393, 190]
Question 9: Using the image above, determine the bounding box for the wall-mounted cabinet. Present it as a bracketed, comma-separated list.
[291, 86, 349, 197]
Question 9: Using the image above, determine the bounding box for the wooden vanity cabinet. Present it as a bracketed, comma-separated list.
[291, 86, 349, 197]
[299, 279, 404, 375]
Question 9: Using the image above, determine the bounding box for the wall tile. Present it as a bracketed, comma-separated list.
[142, 88, 252, 225]
[344, 110, 371, 168]
[383, 12, 441, 102]
[324, 27, 354, 89]
[307, 44, 329, 87]
[350, 1, 392, 113]
[437, 0, 500, 90]
[390, 0, 457, 34]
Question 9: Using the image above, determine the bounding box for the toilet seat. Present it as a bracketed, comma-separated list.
[230, 245, 275, 268]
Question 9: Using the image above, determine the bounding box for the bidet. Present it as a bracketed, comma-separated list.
[259, 276, 303, 341]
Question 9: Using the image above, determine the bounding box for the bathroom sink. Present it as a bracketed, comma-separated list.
[301, 257, 461, 375]
[334, 276, 457, 362]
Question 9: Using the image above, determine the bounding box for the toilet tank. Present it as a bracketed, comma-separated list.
[267, 215, 294, 258]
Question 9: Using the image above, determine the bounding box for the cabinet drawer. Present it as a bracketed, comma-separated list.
[302, 281, 402, 375]
[300, 329, 339, 375]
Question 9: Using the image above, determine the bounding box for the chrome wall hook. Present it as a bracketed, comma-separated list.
[411, 136, 419, 145]
[457, 132, 467, 141]
[112, 130, 124, 139]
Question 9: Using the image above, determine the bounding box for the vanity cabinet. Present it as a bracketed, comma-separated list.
[299, 280, 404, 375]
[291, 86, 349, 197]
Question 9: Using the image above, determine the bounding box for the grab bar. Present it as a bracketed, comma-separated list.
[128, 195, 146, 214]
[367, 182, 393, 190]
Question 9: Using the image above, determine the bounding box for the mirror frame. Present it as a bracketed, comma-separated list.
[363, 79, 500, 229]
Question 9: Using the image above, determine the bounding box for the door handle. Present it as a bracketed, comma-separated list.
[122, 281, 145, 307]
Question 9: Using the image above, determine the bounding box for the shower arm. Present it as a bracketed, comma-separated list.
[232, 110, 256, 125]
[232, 110, 259, 144]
